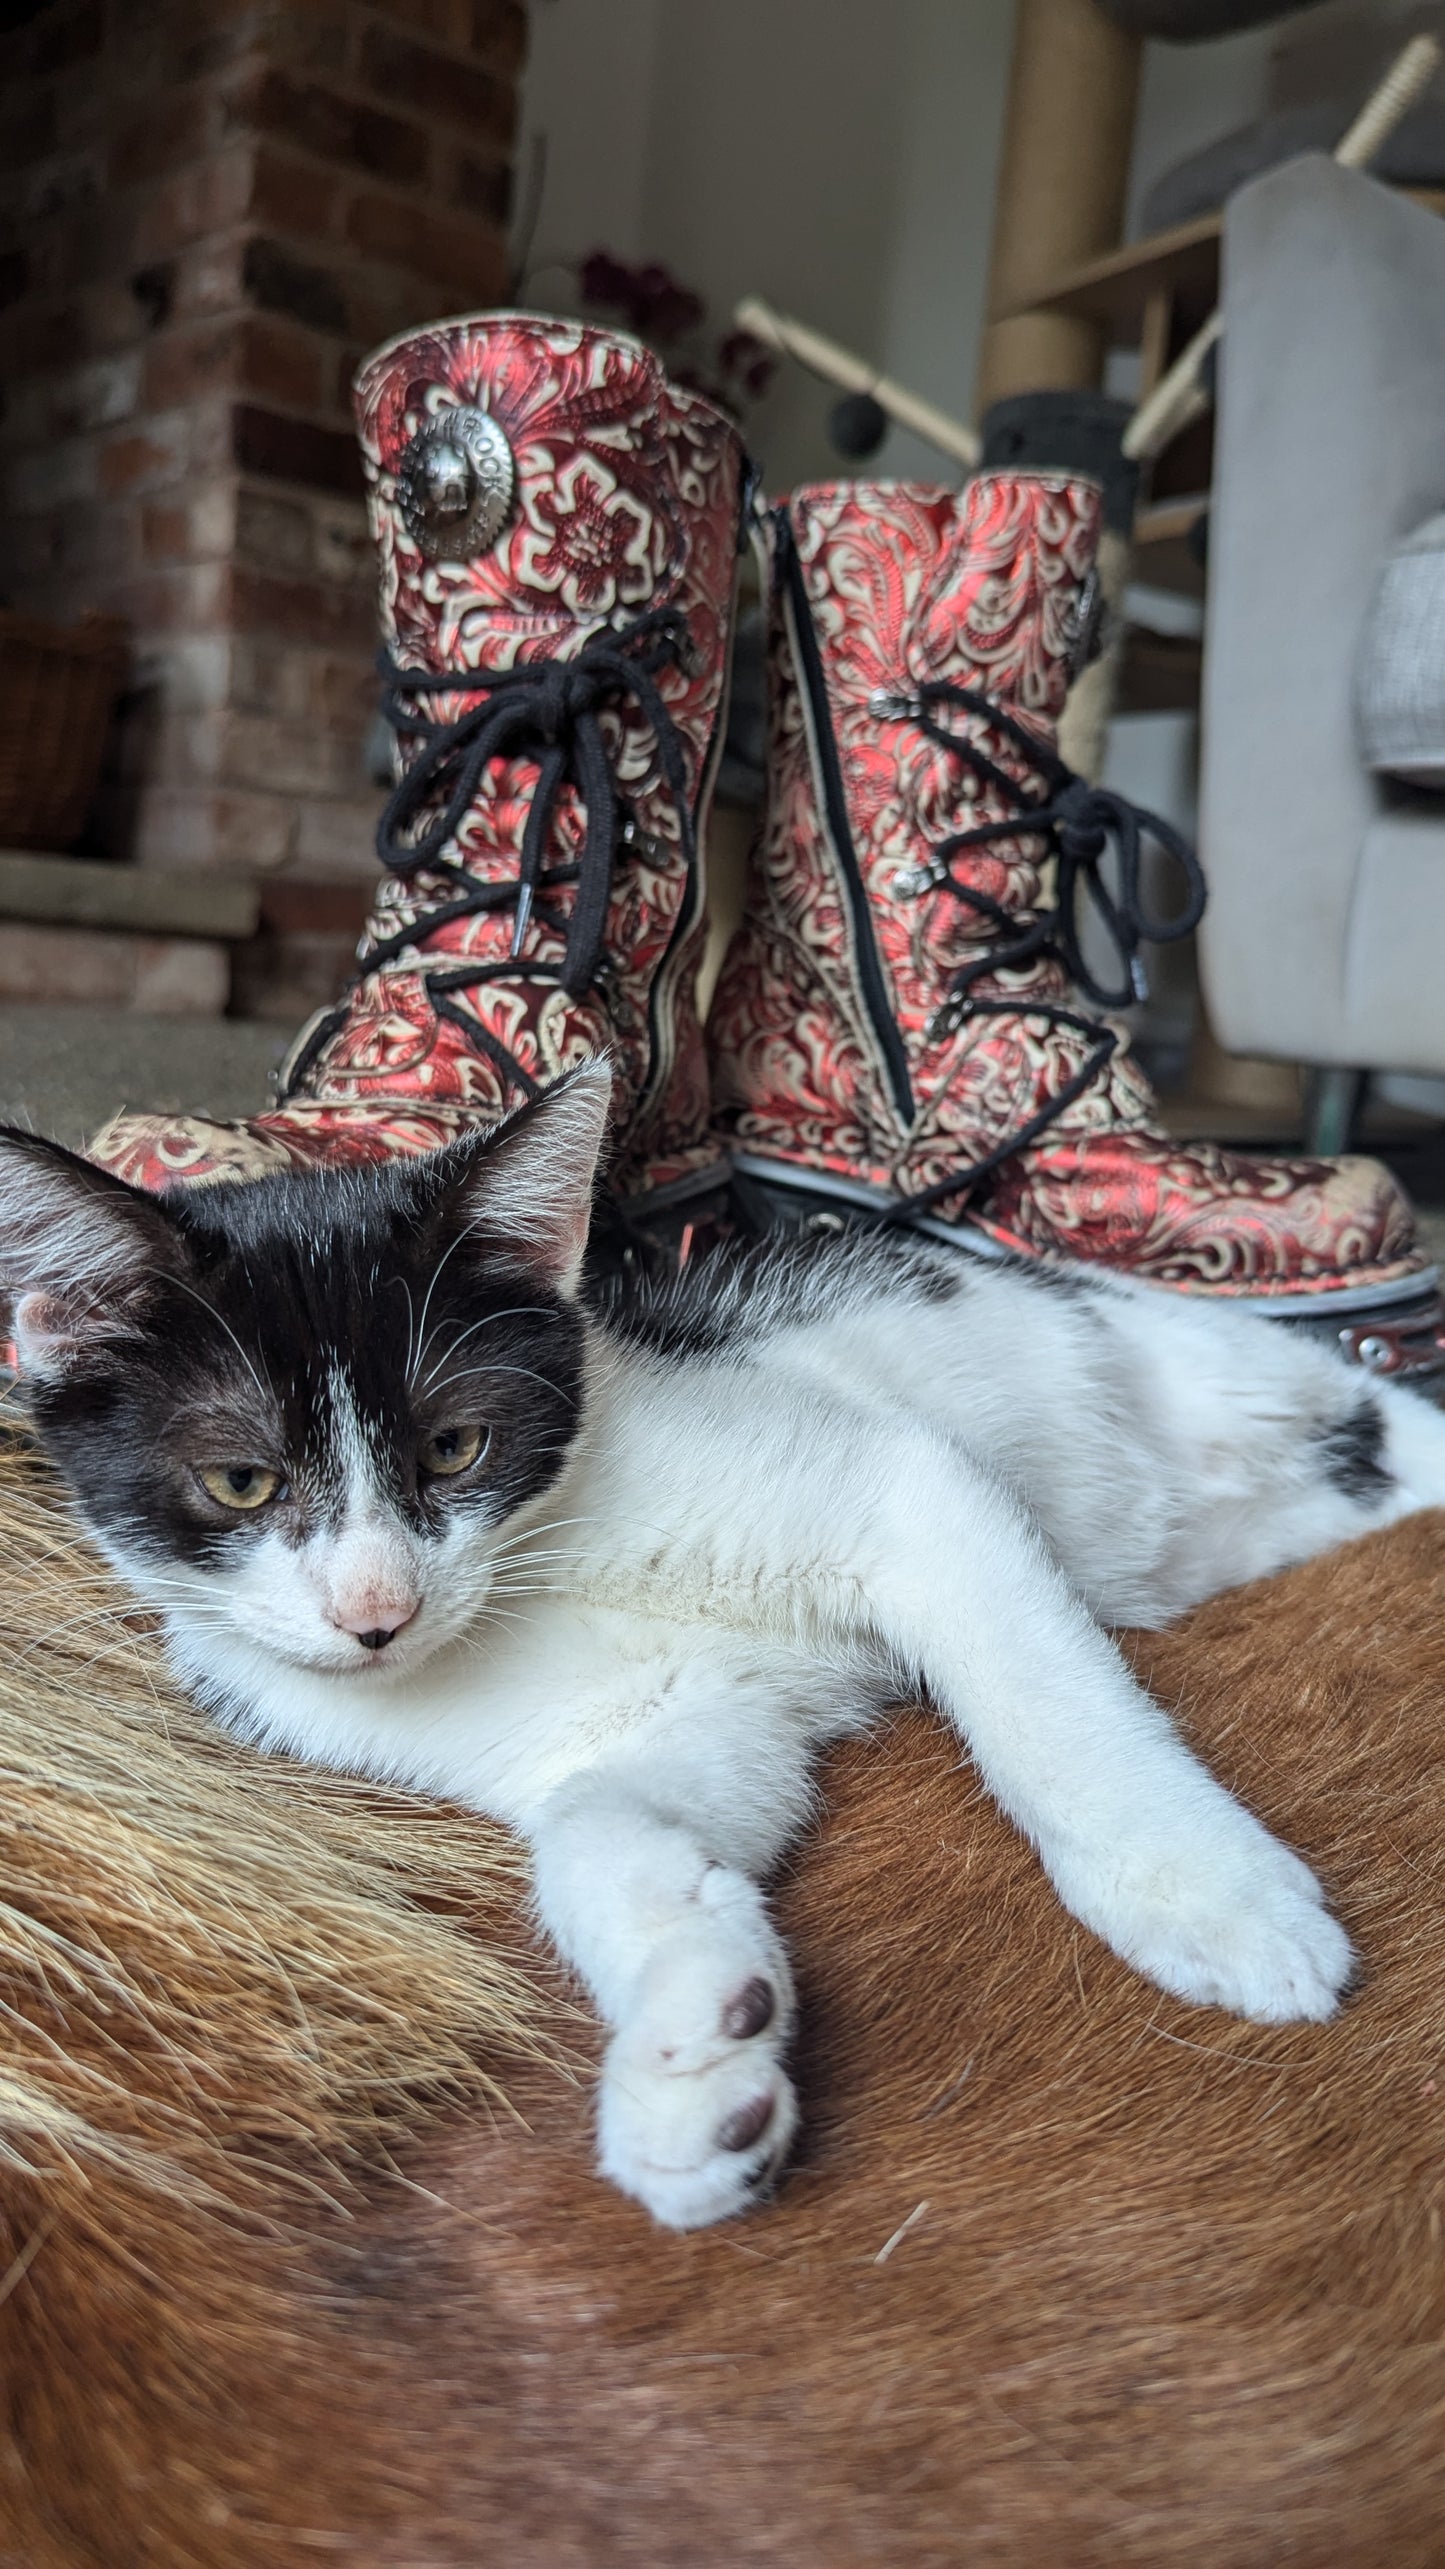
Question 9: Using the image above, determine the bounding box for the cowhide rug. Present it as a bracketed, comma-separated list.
[2, 1432, 1442, 2568]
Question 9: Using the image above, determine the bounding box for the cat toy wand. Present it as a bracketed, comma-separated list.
[733, 32, 1441, 784]
[731, 296, 981, 471]
[734, 30, 1440, 479]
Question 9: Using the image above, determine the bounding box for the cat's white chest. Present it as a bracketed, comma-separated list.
[178, 1594, 869, 1846]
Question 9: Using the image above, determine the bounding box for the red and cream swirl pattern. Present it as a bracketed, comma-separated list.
[707, 476, 1423, 1302]
[93, 316, 745, 1199]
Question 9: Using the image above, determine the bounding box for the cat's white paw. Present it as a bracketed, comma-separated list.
[597, 1873, 797, 2229]
[1056, 1815, 1354, 2024]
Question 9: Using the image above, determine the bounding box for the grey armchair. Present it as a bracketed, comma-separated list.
[1198, 154, 1445, 1149]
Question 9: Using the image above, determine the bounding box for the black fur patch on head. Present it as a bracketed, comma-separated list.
[1316, 1398, 1393, 1505]
[3, 1131, 587, 1571]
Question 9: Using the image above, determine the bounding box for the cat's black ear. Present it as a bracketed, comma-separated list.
[0, 1127, 183, 1377]
[439, 1059, 612, 1295]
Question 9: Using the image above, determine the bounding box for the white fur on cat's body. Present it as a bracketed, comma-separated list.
[146, 1240, 1445, 2229]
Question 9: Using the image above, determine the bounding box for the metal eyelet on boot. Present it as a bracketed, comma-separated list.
[618, 811, 665, 865]
[398, 407, 515, 561]
[892, 857, 952, 900]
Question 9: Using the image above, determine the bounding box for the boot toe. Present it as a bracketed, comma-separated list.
[975, 1130, 1425, 1303]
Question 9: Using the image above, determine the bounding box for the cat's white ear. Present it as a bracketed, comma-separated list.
[0, 1128, 179, 1378]
[456, 1060, 613, 1295]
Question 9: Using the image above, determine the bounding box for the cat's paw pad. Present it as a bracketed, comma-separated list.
[721, 1974, 776, 2040]
[598, 2032, 798, 2231]
[1062, 1821, 1353, 2024]
[597, 1907, 797, 2229]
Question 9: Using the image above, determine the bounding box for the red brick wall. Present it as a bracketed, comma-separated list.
[0, 0, 523, 970]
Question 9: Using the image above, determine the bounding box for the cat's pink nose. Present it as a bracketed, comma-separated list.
[330, 1598, 418, 1650]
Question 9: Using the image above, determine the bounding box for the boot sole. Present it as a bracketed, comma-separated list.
[727, 1151, 1445, 1370]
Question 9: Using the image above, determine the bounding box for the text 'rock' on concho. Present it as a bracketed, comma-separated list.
[398, 405, 515, 561]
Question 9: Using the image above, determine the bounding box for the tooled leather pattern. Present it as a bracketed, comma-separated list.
[711, 475, 1153, 1193]
[326, 317, 742, 1195]
[978, 1129, 1421, 1293]
[93, 319, 743, 1197]
[707, 507, 885, 1179]
[708, 475, 1421, 1294]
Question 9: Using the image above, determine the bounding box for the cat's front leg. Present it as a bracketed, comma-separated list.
[648, 1380, 1353, 2025]
[529, 1770, 798, 2229]
[844, 1426, 1355, 2023]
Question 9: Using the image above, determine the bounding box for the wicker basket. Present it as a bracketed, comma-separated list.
[0, 607, 127, 852]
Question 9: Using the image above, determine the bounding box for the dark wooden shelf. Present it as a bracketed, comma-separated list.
[1000, 188, 1445, 347]
[998, 210, 1224, 335]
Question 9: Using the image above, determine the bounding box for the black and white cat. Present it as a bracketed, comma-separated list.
[3, 1064, 1442, 2228]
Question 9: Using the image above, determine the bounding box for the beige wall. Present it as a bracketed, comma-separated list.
[515, 0, 1272, 490]
[516, 0, 664, 289]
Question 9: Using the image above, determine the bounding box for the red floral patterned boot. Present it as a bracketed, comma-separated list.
[91, 316, 747, 1207]
[708, 477, 1440, 1363]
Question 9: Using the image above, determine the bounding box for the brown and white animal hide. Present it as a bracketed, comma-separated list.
[2, 1449, 1444, 2567]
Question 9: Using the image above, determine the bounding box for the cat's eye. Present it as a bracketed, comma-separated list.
[196, 1462, 283, 1512]
[419, 1423, 486, 1478]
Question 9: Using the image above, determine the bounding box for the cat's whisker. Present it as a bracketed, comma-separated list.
[478, 1541, 578, 1561]
[450, 1601, 540, 1644]
[407, 1219, 486, 1389]
[144, 1595, 240, 1615]
[492, 1496, 676, 1555]
[388, 1270, 418, 1383]
[115, 1576, 240, 1609]
[14, 1610, 156, 1659]
[155, 1272, 276, 1410]
[417, 1303, 559, 1394]
[457, 1612, 542, 1655]
[112, 1567, 216, 1588]
[484, 1513, 599, 1557]
[427, 1362, 570, 1404]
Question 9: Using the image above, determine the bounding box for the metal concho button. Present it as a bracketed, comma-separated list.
[397, 406, 515, 560]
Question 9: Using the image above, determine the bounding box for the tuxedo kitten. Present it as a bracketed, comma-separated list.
[3, 1063, 1443, 2229]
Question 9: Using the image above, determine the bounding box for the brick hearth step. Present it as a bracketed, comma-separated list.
[0, 851, 261, 1016]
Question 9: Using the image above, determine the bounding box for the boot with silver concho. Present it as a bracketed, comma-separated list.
[90, 314, 749, 1213]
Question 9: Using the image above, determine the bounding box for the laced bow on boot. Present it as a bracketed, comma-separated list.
[870, 677, 1205, 1221]
[280, 607, 699, 1105]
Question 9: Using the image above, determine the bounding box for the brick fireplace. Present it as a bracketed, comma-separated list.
[0, 0, 524, 1014]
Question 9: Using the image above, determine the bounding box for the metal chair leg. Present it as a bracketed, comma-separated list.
[1305, 1066, 1366, 1157]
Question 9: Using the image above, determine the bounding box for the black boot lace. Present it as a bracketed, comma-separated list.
[870, 677, 1206, 1222]
[278, 606, 700, 1106]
